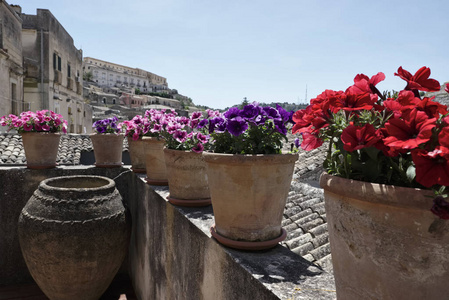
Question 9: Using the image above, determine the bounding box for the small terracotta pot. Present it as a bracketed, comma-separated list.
[203, 152, 298, 250]
[21, 132, 61, 169]
[142, 137, 168, 185]
[320, 173, 449, 300]
[127, 137, 146, 173]
[90, 134, 124, 168]
[164, 148, 211, 207]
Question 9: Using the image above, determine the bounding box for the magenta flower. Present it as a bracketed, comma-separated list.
[192, 143, 204, 153]
[23, 123, 33, 131]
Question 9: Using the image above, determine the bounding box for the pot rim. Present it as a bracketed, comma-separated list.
[20, 132, 61, 136]
[163, 148, 202, 155]
[202, 151, 298, 164]
[39, 175, 115, 194]
[319, 172, 434, 210]
[89, 133, 124, 136]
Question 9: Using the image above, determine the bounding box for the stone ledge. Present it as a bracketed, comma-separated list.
[0, 166, 335, 299]
[134, 175, 336, 300]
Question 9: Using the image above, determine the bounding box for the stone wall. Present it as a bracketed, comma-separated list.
[0, 166, 336, 299]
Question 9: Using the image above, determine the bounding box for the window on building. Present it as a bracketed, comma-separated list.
[103, 98, 106, 104]
[112, 98, 116, 104]
[53, 53, 61, 71]
[11, 83, 17, 115]
[67, 64, 71, 78]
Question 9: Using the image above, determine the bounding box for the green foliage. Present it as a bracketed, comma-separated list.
[83, 71, 93, 82]
[211, 119, 287, 155]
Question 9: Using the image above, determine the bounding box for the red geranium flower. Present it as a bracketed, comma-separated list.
[412, 147, 449, 187]
[292, 108, 314, 134]
[341, 124, 380, 152]
[300, 132, 323, 151]
[439, 127, 449, 148]
[383, 109, 436, 150]
[330, 90, 376, 112]
[416, 96, 448, 118]
[445, 83, 449, 94]
[395, 66, 441, 92]
[347, 72, 385, 99]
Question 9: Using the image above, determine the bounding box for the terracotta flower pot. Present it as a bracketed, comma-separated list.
[21, 132, 61, 169]
[127, 137, 146, 173]
[320, 172, 449, 300]
[90, 133, 124, 168]
[164, 148, 211, 207]
[142, 137, 168, 185]
[18, 175, 130, 300]
[203, 152, 298, 250]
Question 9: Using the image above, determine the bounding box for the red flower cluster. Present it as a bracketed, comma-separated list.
[293, 66, 449, 191]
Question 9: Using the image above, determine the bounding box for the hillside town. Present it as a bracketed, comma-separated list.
[0, 3, 196, 134]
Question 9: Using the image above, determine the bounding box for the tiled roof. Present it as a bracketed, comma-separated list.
[0, 133, 129, 165]
[282, 144, 331, 271]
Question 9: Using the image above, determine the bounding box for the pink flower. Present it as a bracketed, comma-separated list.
[23, 123, 33, 131]
[192, 143, 204, 153]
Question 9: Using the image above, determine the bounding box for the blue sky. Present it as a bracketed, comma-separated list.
[18, 0, 449, 109]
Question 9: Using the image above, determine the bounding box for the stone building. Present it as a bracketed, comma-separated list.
[83, 57, 169, 94]
[0, 2, 24, 118]
[426, 82, 449, 106]
[20, 8, 92, 133]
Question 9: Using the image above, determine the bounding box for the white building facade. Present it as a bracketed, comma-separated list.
[83, 57, 169, 94]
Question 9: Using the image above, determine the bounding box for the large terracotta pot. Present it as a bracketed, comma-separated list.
[18, 175, 130, 300]
[142, 136, 168, 185]
[164, 148, 211, 207]
[21, 132, 61, 169]
[203, 152, 298, 250]
[127, 137, 146, 173]
[320, 173, 449, 300]
[90, 133, 124, 167]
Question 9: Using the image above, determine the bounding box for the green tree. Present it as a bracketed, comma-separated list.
[83, 71, 93, 82]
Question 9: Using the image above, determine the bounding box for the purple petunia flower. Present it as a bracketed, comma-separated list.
[226, 117, 248, 136]
[198, 119, 208, 128]
[276, 104, 294, 123]
[241, 104, 262, 121]
[263, 106, 281, 122]
[173, 129, 188, 142]
[192, 143, 204, 153]
[209, 117, 226, 134]
[294, 138, 301, 148]
[197, 132, 208, 143]
[224, 107, 241, 119]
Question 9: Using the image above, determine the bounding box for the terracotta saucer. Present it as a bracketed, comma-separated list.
[131, 167, 146, 173]
[95, 162, 123, 168]
[167, 196, 211, 207]
[145, 178, 169, 186]
[210, 225, 287, 251]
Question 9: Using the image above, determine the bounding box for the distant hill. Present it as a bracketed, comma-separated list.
[223, 101, 308, 112]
